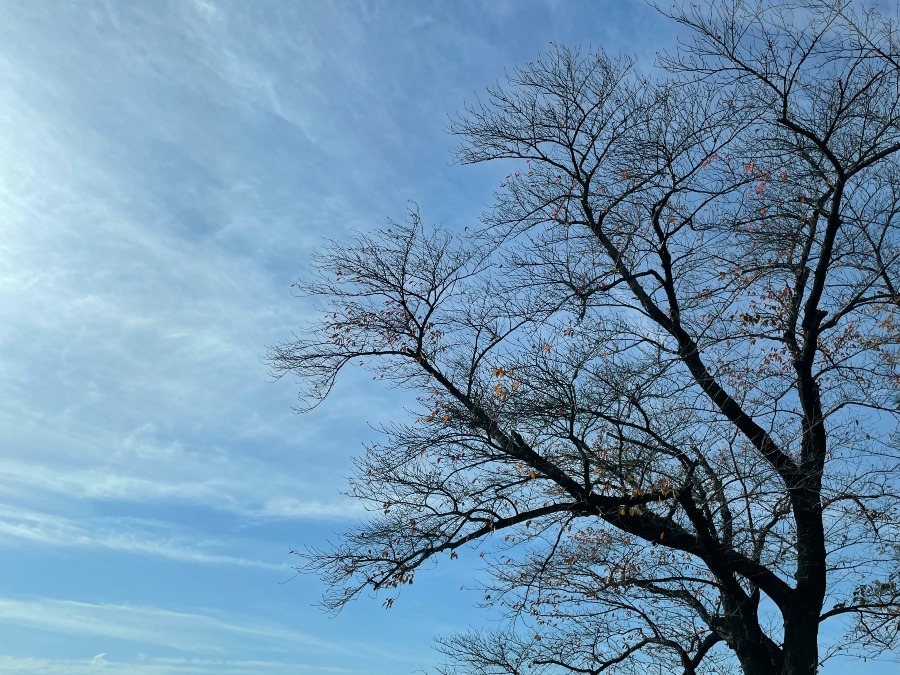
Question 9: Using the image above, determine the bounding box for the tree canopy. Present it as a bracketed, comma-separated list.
[268, 2, 900, 674]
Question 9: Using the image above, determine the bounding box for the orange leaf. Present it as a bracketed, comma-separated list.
[543, 344, 551, 353]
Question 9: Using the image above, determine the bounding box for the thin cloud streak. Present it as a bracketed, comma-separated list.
[0, 455, 365, 523]
[0, 504, 288, 570]
[0, 597, 341, 655]
[0, 654, 352, 674]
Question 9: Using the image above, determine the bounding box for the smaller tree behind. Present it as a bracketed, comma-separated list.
[269, 2, 900, 673]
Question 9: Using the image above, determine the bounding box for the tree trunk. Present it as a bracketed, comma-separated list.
[782, 606, 820, 675]
[733, 642, 782, 675]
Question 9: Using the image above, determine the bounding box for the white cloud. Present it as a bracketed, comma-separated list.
[0, 654, 349, 674]
[257, 497, 365, 521]
[0, 504, 288, 570]
[0, 596, 436, 673]
[0, 448, 364, 523]
[0, 598, 339, 655]
[0, 400, 369, 521]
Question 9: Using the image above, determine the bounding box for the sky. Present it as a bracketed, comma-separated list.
[0, 1, 894, 674]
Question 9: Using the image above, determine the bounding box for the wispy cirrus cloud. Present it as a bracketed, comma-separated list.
[0, 654, 352, 674]
[0, 597, 335, 653]
[0, 449, 366, 523]
[0, 596, 434, 673]
[0, 2, 678, 674]
[0, 505, 289, 571]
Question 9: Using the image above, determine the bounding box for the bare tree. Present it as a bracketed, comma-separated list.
[268, 2, 900, 674]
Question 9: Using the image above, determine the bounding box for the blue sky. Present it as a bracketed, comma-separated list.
[0, 1, 894, 673]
